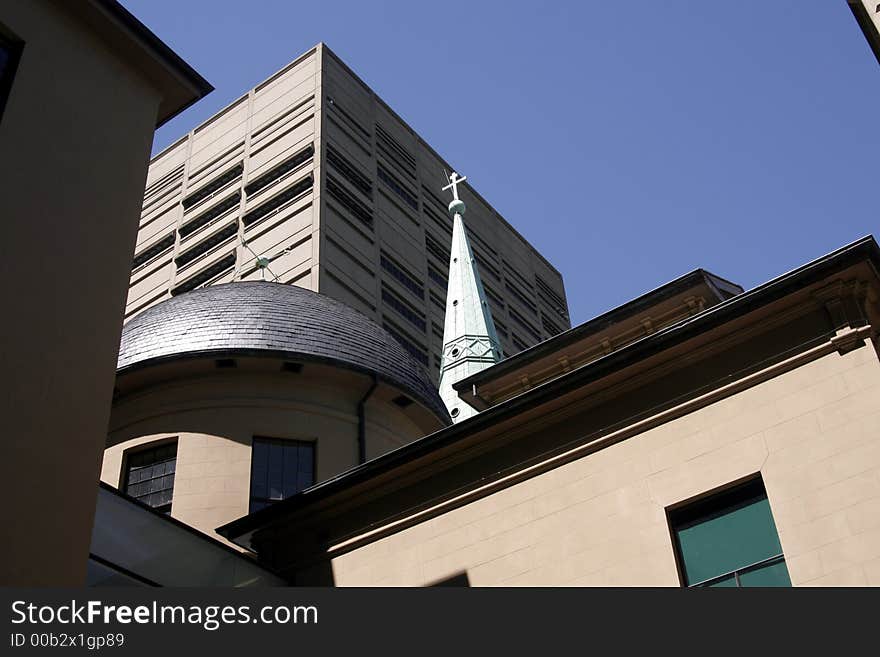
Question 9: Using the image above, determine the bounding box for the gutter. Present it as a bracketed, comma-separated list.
[357, 375, 378, 464]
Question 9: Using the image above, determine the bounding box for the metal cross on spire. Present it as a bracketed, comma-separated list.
[442, 171, 467, 202]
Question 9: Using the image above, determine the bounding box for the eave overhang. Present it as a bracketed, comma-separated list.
[453, 269, 743, 405]
[62, 0, 213, 127]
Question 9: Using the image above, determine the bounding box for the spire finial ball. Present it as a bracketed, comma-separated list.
[448, 198, 466, 217]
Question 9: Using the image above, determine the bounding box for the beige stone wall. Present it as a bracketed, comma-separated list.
[329, 339, 880, 586]
[103, 432, 255, 547]
[127, 48, 320, 319]
[102, 365, 442, 543]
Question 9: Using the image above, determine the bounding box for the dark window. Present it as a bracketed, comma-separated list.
[326, 145, 372, 198]
[377, 164, 418, 210]
[429, 290, 446, 313]
[0, 26, 24, 126]
[242, 174, 313, 227]
[170, 253, 235, 296]
[503, 262, 534, 292]
[327, 97, 371, 140]
[124, 442, 177, 513]
[382, 285, 426, 332]
[511, 333, 529, 352]
[425, 233, 451, 265]
[392, 395, 413, 408]
[131, 233, 175, 270]
[381, 252, 424, 299]
[509, 307, 541, 341]
[466, 227, 498, 257]
[669, 477, 792, 587]
[249, 438, 315, 513]
[505, 281, 538, 314]
[474, 253, 501, 282]
[421, 185, 449, 216]
[423, 204, 452, 237]
[428, 267, 447, 288]
[244, 144, 313, 197]
[325, 174, 373, 227]
[536, 275, 569, 323]
[383, 321, 429, 365]
[541, 312, 564, 337]
[483, 283, 505, 310]
[175, 221, 237, 269]
[375, 124, 417, 178]
[181, 162, 243, 209]
[178, 192, 240, 238]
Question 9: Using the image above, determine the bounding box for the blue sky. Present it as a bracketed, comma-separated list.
[124, 1, 880, 326]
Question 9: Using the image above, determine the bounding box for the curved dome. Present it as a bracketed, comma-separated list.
[118, 282, 449, 422]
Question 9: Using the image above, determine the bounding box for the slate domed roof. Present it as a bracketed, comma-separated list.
[117, 281, 449, 422]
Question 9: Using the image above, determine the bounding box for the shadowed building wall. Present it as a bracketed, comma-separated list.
[0, 0, 211, 585]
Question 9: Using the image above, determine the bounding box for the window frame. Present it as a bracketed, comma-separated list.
[248, 436, 316, 513]
[120, 438, 178, 515]
[667, 475, 790, 588]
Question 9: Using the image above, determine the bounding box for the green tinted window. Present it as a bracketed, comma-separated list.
[670, 478, 791, 588]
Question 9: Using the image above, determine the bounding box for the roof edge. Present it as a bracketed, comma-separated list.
[73, 0, 213, 126]
[98, 481, 288, 581]
[454, 267, 740, 392]
[117, 348, 451, 426]
[217, 235, 880, 542]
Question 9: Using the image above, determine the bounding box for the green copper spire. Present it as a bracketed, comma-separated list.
[438, 172, 502, 422]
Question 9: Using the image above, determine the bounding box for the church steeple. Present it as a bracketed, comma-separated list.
[437, 172, 502, 422]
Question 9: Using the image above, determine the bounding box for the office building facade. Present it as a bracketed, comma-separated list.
[128, 43, 570, 380]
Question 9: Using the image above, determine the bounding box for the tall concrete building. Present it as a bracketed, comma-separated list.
[129, 43, 570, 380]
